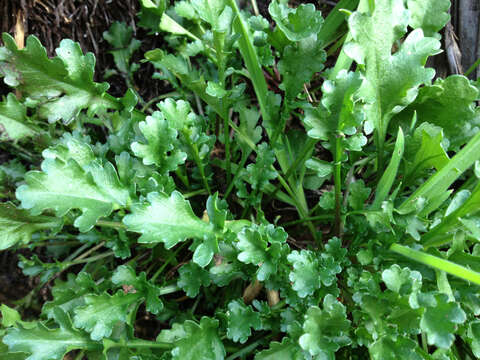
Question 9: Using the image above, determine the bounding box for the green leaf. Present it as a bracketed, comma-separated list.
[206, 193, 228, 230]
[304, 70, 364, 142]
[175, 1, 197, 20]
[226, 299, 262, 343]
[345, 1, 440, 148]
[305, 158, 333, 178]
[235, 104, 262, 154]
[269, 1, 324, 41]
[467, 321, 480, 358]
[206, 81, 228, 98]
[347, 180, 371, 210]
[278, 35, 326, 99]
[3, 308, 99, 360]
[235, 143, 278, 206]
[319, 190, 335, 210]
[407, 0, 451, 38]
[103, 22, 141, 74]
[112, 265, 164, 314]
[0, 342, 27, 360]
[138, 0, 167, 31]
[210, 262, 247, 287]
[391, 244, 480, 285]
[226, 0, 276, 135]
[0, 203, 62, 250]
[299, 294, 351, 358]
[191, 0, 226, 30]
[172, 317, 225, 360]
[131, 111, 187, 173]
[399, 130, 480, 215]
[303, 70, 365, 160]
[1, 305, 24, 328]
[371, 127, 404, 209]
[420, 293, 466, 349]
[123, 191, 215, 248]
[177, 262, 211, 297]
[397, 75, 480, 149]
[16, 156, 129, 233]
[245, 143, 278, 192]
[405, 122, 449, 180]
[236, 224, 288, 281]
[156, 98, 195, 131]
[156, 322, 187, 343]
[287, 243, 343, 298]
[255, 338, 304, 359]
[73, 291, 140, 340]
[0, 93, 39, 141]
[0, 34, 117, 123]
[42, 272, 98, 319]
[370, 336, 422, 360]
[193, 235, 219, 268]
[146, 50, 228, 123]
[381, 264, 422, 296]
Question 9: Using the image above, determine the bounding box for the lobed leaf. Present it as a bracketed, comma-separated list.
[3, 308, 99, 360]
[0, 34, 117, 123]
[123, 191, 215, 248]
[0, 203, 62, 250]
[73, 291, 141, 341]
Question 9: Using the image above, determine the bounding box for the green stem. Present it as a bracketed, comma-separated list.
[185, 134, 211, 194]
[223, 111, 232, 186]
[277, 172, 319, 242]
[70, 251, 115, 265]
[333, 135, 343, 237]
[250, 0, 260, 16]
[176, 167, 190, 188]
[72, 241, 105, 263]
[227, 0, 271, 128]
[96, 219, 127, 229]
[184, 188, 209, 198]
[283, 214, 335, 227]
[226, 338, 265, 360]
[224, 152, 249, 199]
[73, 350, 85, 360]
[158, 284, 181, 296]
[399, 130, 480, 214]
[141, 92, 180, 112]
[465, 57, 480, 77]
[151, 242, 189, 282]
[21, 240, 81, 249]
[121, 340, 173, 350]
[65, 243, 91, 262]
[421, 332, 428, 353]
[268, 138, 317, 199]
[375, 128, 385, 180]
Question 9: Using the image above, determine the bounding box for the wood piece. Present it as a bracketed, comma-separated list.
[458, 0, 480, 78]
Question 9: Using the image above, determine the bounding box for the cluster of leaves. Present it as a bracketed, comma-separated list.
[1, 0, 480, 359]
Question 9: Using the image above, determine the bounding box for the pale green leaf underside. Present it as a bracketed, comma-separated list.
[0, 203, 62, 250]
[123, 191, 215, 248]
[16, 158, 129, 232]
[0, 34, 116, 123]
[73, 291, 140, 341]
[3, 310, 98, 360]
[0, 93, 38, 141]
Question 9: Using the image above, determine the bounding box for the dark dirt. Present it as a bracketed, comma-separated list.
[0, 0, 171, 100]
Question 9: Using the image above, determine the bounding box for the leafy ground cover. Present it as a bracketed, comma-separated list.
[1, 0, 480, 359]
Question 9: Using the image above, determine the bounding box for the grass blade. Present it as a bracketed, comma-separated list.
[390, 243, 480, 285]
[371, 127, 404, 209]
[399, 131, 480, 214]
